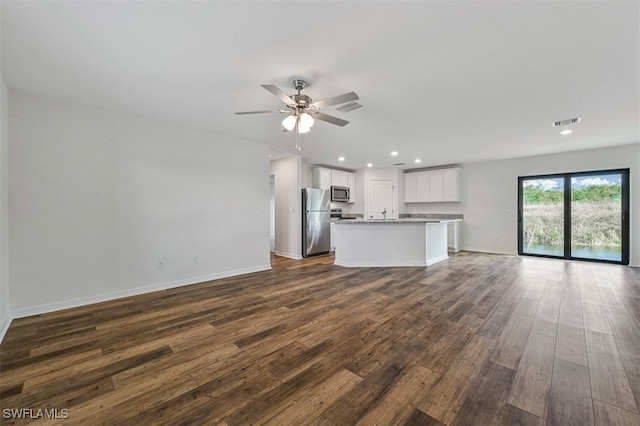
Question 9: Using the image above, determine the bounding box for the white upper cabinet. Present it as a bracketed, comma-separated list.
[347, 172, 356, 203]
[312, 168, 332, 190]
[442, 168, 460, 202]
[404, 167, 460, 203]
[312, 167, 356, 202]
[416, 171, 430, 202]
[404, 172, 417, 203]
[331, 170, 349, 187]
[429, 169, 444, 202]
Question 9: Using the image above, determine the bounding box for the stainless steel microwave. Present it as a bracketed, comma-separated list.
[331, 186, 350, 202]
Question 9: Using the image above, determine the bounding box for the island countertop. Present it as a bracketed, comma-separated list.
[332, 219, 459, 267]
[335, 218, 462, 224]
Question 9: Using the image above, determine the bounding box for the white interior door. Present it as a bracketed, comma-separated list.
[368, 180, 394, 219]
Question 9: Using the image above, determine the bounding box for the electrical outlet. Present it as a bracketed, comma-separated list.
[158, 261, 165, 270]
[193, 256, 199, 265]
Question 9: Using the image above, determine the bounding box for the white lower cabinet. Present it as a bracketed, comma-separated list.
[330, 222, 335, 251]
[447, 221, 461, 252]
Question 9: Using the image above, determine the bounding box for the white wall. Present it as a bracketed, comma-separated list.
[0, 0, 10, 339]
[8, 91, 271, 317]
[270, 155, 302, 259]
[403, 144, 639, 265]
[0, 75, 10, 339]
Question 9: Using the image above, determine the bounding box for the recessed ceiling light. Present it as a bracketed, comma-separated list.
[366, 163, 373, 168]
[391, 151, 398, 156]
[560, 129, 573, 135]
[338, 156, 345, 161]
[415, 158, 422, 163]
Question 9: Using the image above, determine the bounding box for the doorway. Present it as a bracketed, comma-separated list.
[269, 174, 275, 253]
[367, 180, 395, 220]
[518, 168, 629, 264]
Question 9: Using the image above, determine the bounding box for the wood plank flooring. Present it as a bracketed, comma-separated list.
[1, 252, 639, 425]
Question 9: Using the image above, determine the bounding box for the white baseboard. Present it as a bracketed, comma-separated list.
[335, 255, 450, 268]
[274, 251, 302, 260]
[462, 247, 517, 256]
[465, 248, 640, 268]
[0, 316, 12, 344]
[426, 254, 449, 266]
[10, 264, 272, 320]
[334, 260, 428, 267]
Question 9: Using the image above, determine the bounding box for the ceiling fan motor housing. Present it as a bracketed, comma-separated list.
[292, 93, 312, 108]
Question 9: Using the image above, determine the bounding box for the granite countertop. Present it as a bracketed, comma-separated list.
[335, 218, 462, 224]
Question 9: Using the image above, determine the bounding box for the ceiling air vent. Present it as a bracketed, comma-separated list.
[552, 116, 581, 127]
[394, 163, 406, 166]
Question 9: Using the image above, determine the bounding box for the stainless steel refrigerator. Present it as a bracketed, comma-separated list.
[302, 188, 331, 257]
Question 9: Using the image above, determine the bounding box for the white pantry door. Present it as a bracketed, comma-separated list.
[368, 180, 395, 219]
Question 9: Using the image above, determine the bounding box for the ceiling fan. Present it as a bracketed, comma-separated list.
[235, 79, 361, 134]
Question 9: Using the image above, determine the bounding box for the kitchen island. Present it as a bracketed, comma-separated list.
[332, 218, 461, 267]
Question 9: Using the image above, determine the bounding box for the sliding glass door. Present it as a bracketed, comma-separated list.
[570, 171, 626, 261]
[520, 177, 565, 256]
[518, 169, 629, 265]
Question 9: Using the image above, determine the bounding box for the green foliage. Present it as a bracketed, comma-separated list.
[523, 186, 563, 204]
[522, 184, 621, 204]
[571, 184, 621, 201]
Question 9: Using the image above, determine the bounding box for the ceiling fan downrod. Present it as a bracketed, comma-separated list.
[292, 79, 308, 93]
[290, 79, 312, 113]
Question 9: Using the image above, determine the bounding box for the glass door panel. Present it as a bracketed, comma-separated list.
[521, 177, 564, 256]
[570, 173, 623, 261]
[519, 168, 629, 265]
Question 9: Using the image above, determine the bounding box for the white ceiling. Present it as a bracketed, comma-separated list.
[2, 1, 638, 171]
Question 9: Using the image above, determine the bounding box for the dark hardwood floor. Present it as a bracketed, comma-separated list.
[1, 252, 639, 425]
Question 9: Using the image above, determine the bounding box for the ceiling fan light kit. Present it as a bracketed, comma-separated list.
[235, 78, 361, 150]
[299, 112, 314, 128]
[282, 115, 297, 131]
[281, 112, 314, 133]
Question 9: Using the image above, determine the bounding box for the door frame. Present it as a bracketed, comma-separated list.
[517, 168, 630, 265]
[367, 179, 396, 220]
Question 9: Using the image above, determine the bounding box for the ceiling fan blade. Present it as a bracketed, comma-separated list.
[261, 84, 295, 105]
[235, 109, 285, 115]
[312, 92, 359, 109]
[314, 112, 349, 127]
[336, 101, 363, 112]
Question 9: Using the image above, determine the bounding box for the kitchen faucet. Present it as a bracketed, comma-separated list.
[378, 208, 387, 221]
